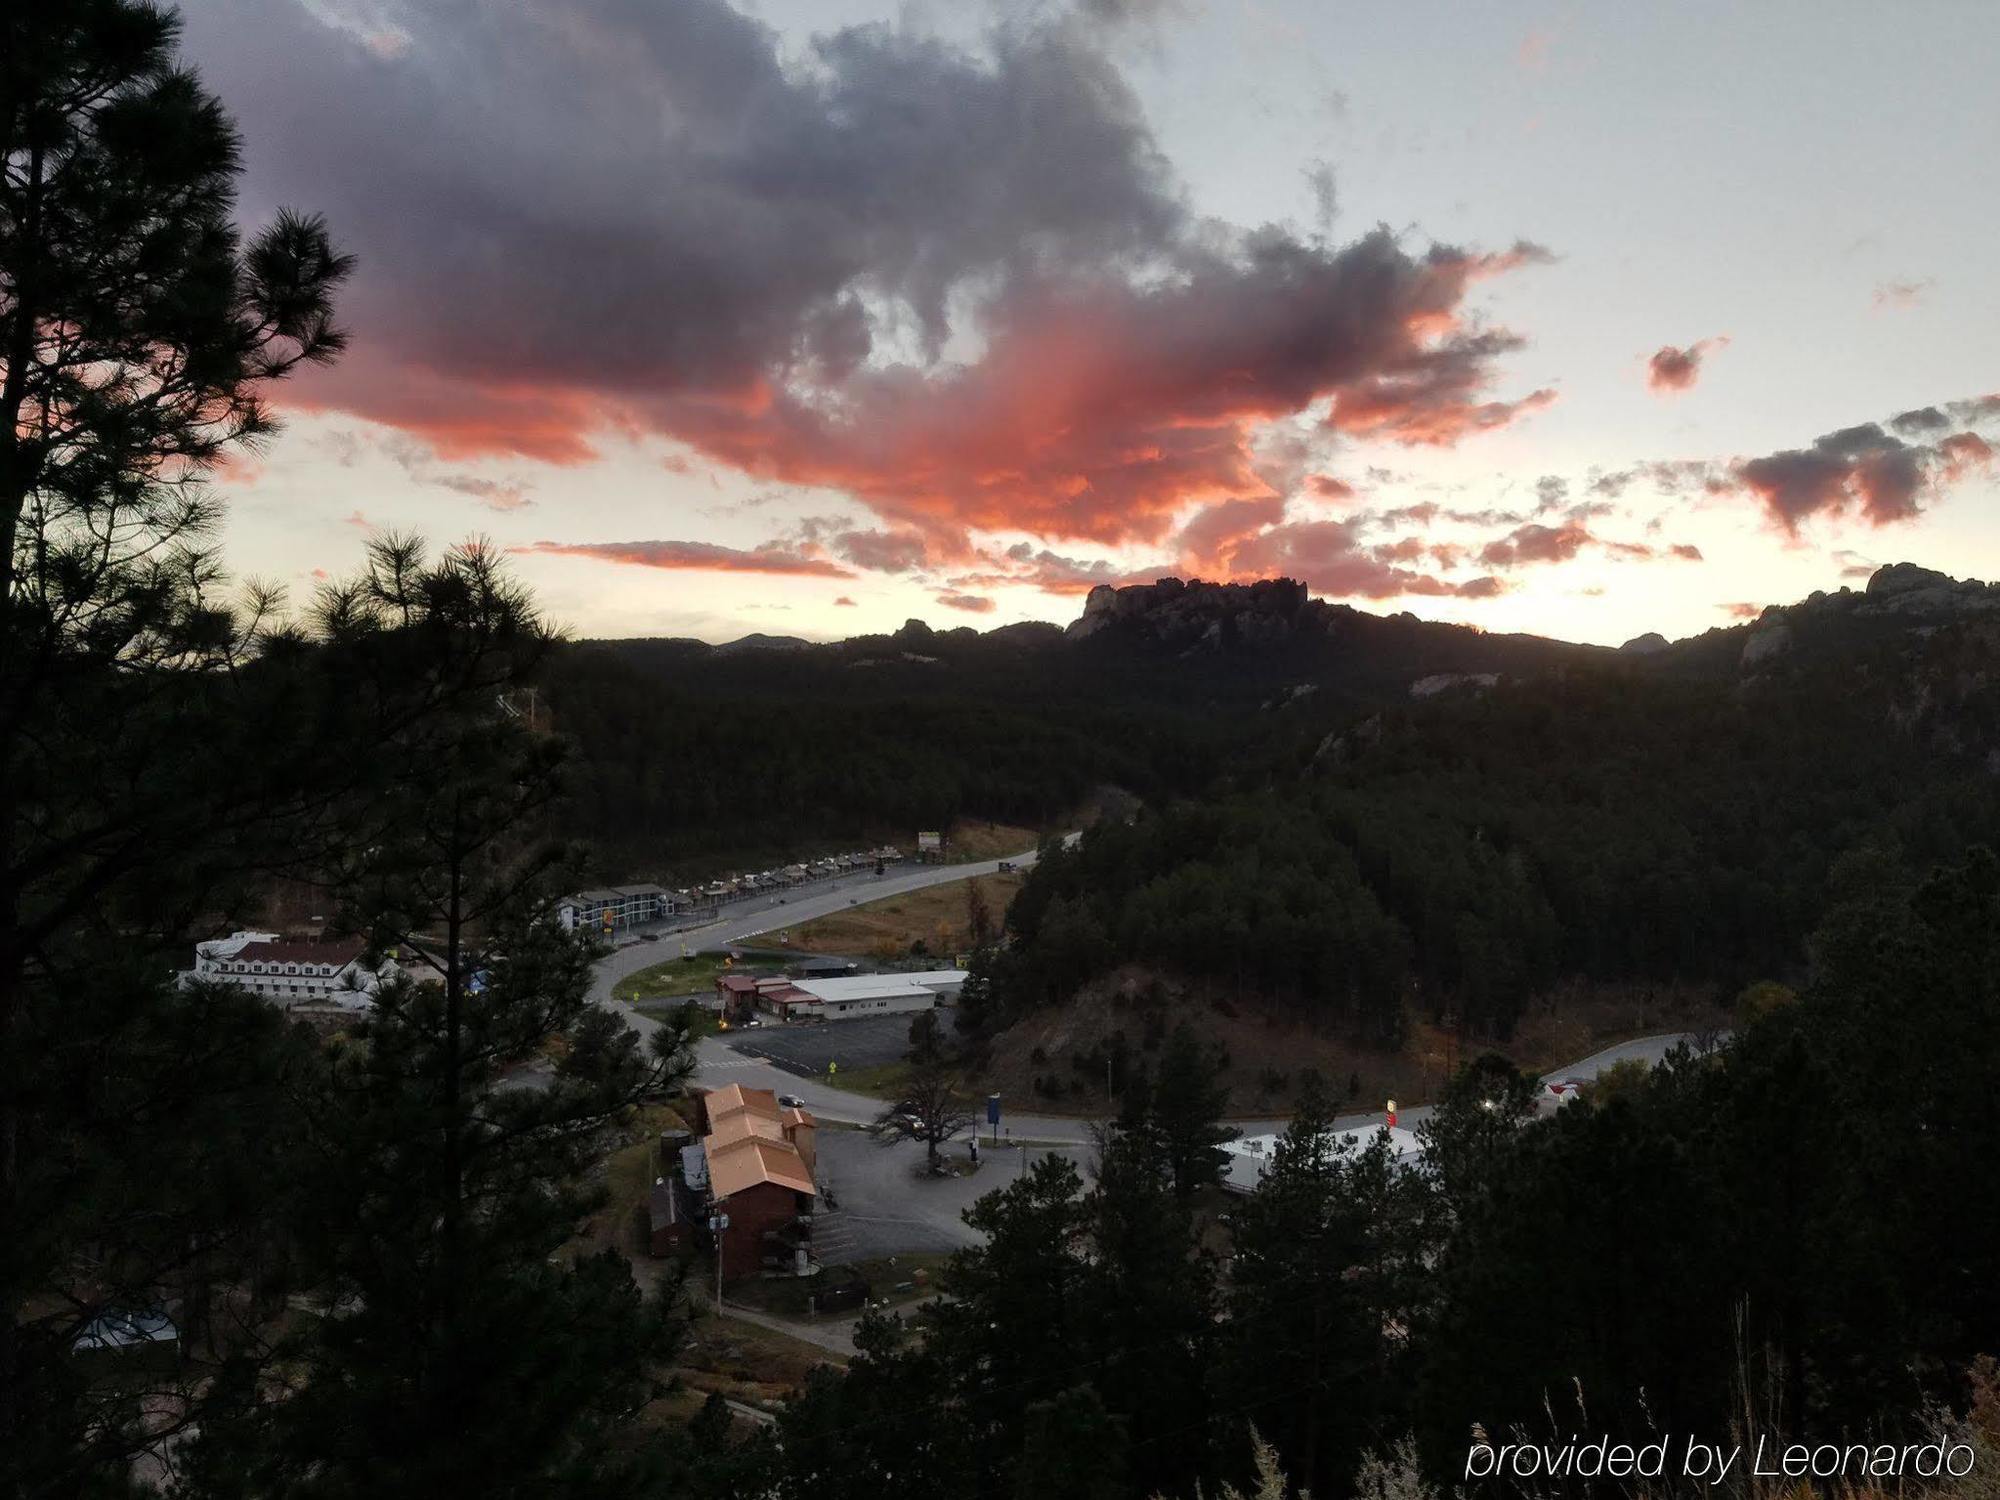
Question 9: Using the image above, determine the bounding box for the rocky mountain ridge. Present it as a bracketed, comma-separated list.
[582, 562, 1999, 706]
[1736, 562, 2000, 670]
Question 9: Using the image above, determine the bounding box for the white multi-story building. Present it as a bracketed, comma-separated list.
[555, 884, 674, 932]
[186, 931, 396, 1010]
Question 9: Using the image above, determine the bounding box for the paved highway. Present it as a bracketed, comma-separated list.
[588, 845, 1709, 1143]
[591, 847, 1044, 1006]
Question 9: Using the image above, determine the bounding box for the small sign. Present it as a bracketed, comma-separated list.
[986, 1093, 1001, 1126]
[917, 830, 943, 852]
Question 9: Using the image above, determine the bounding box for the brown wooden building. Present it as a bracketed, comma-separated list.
[694, 1084, 818, 1281]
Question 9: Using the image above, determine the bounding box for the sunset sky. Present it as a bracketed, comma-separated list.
[178, 0, 2000, 646]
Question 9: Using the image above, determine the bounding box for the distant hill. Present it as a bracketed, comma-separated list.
[974, 562, 2000, 1050]
[546, 576, 1612, 876]
[713, 632, 812, 655]
[545, 563, 2000, 888]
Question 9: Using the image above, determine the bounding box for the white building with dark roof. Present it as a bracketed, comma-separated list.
[186, 931, 397, 1010]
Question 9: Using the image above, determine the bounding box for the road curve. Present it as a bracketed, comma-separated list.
[590, 846, 1048, 1033]
[587, 851, 1707, 1145]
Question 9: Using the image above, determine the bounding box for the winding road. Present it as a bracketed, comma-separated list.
[589, 845, 1710, 1143]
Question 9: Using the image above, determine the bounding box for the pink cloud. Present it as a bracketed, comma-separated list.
[1647, 336, 1728, 394]
[513, 538, 852, 577]
[935, 590, 996, 613]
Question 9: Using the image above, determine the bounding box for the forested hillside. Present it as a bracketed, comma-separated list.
[745, 851, 2000, 1500]
[977, 566, 2000, 1043]
[541, 583, 1601, 874]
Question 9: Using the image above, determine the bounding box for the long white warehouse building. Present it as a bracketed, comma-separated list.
[791, 970, 968, 1019]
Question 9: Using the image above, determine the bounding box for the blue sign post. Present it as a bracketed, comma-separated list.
[987, 1093, 1001, 1143]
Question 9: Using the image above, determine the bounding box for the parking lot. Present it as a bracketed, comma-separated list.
[809, 1127, 1082, 1266]
[726, 1013, 914, 1078]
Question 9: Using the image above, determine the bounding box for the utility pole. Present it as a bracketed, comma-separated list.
[709, 1212, 730, 1309]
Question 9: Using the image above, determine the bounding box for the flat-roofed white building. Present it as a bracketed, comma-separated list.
[790, 969, 969, 1019]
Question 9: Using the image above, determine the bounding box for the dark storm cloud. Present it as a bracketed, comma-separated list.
[184, 0, 1179, 429]
[1735, 423, 1928, 531]
[659, 227, 1560, 548]
[828, 529, 935, 573]
[1077, 0, 1187, 24]
[1479, 522, 1592, 568]
[1724, 399, 2000, 533]
[1890, 406, 1950, 435]
[179, 0, 1556, 569]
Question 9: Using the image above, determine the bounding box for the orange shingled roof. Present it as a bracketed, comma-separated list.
[700, 1084, 817, 1200]
[708, 1110, 786, 1149]
[707, 1136, 817, 1199]
[703, 1083, 779, 1123]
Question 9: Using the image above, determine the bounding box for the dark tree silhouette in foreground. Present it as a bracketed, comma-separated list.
[1, 5, 350, 1490]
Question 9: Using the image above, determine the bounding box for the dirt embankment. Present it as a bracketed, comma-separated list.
[978, 968, 1732, 1117]
[770, 872, 1024, 961]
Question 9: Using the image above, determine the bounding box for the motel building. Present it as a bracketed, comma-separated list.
[184, 931, 397, 1011]
[555, 884, 675, 933]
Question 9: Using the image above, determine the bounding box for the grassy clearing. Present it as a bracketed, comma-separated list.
[630, 999, 721, 1040]
[770, 872, 1022, 960]
[613, 952, 737, 1004]
[818, 1059, 912, 1102]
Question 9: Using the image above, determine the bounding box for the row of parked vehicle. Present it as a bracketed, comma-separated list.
[681, 846, 906, 907]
